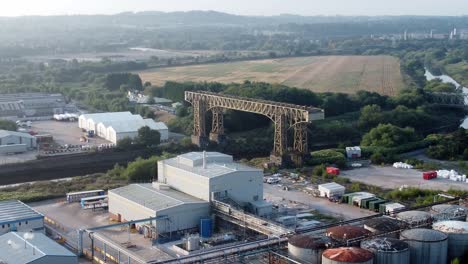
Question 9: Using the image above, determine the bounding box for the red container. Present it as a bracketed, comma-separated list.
[326, 167, 340, 176]
[423, 171, 437, 180]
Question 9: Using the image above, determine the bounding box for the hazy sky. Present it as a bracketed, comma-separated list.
[1, 0, 467, 17]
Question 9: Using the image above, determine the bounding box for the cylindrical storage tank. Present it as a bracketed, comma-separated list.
[433, 220, 468, 260]
[288, 235, 333, 264]
[396, 211, 432, 227]
[431, 204, 467, 221]
[361, 237, 410, 264]
[322, 247, 373, 264]
[363, 217, 406, 238]
[400, 228, 448, 264]
[200, 218, 213, 238]
[326, 226, 372, 246]
[186, 235, 200, 251]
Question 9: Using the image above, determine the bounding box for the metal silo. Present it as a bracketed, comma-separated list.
[326, 226, 372, 246]
[361, 237, 410, 264]
[363, 217, 406, 238]
[400, 228, 448, 264]
[431, 204, 466, 221]
[288, 235, 333, 264]
[322, 247, 373, 264]
[433, 220, 468, 260]
[395, 211, 432, 228]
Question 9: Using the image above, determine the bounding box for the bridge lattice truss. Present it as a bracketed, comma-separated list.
[428, 92, 468, 108]
[185, 91, 324, 157]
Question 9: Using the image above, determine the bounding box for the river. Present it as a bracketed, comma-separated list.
[424, 69, 468, 129]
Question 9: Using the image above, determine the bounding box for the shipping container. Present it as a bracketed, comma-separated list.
[360, 197, 379, 209]
[369, 199, 387, 211]
[423, 171, 437, 180]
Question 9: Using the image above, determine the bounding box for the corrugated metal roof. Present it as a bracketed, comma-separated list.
[433, 221, 468, 234]
[400, 228, 448, 242]
[0, 232, 76, 263]
[431, 204, 466, 214]
[0, 200, 43, 224]
[0, 130, 35, 139]
[322, 247, 374, 262]
[109, 184, 208, 212]
[80, 112, 133, 124]
[361, 237, 409, 252]
[107, 119, 167, 133]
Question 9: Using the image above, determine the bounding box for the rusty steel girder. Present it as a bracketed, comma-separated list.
[185, 91, 324, 161]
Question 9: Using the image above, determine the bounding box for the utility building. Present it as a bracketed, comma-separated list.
[157, 152, 271, 215]
[0, 130, 37, 154]
[108, 183, 210, 233]
[0, 231, 77, 264]
[0, 200, 44, 235]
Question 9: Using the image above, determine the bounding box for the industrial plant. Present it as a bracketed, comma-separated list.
[0, 151, 460, 264]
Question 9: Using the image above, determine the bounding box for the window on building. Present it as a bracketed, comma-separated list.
[7, 224, 10, 227]
[2, 225, 4, 229]
[18, 222, 21, 226]
[253, 195, 259, 201]
[25, 221, 28, 225]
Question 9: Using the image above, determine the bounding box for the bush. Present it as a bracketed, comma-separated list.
[309, 149, 346, 167]
[361, 123, 418, 148]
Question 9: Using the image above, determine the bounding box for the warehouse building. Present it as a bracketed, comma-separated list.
[0, 231, 77, 264]
[105, 119, 168, 144]
[0, 200, 44, 235]
[0, 93, 75, 118]
[109, 183, 210, 233]
[0, 130, 37, 154]
[157, 152, 272, 216]
[318, 182, 345, 198]
[78, 112, 168, 144]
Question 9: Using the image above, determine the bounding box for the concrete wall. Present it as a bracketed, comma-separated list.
[0, 218, 44, 235]
[159, 129, 169, 141]
[210, 171, 263, 204]
[157, 162, 211, 201]
[108, 191, 156, 222]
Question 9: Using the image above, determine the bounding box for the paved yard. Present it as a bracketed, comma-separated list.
[341, 165, 468, 191]
[263, 183, 376, 220]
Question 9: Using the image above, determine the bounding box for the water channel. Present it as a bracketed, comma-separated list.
[424, 69, 468, 129]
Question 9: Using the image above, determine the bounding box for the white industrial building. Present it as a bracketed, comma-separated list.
[157, 152, 272, 216]
[0, 200, 44, 235]
[0, 231, 77, 264]
[108, 152, 272, 233]
[78, 112, 168, 144]
[318, 182, 346, 198]
[108, 183, 210, 233]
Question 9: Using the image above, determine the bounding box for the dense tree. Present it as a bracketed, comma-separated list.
[361, 124, 418, 148]
[359, 105, 384, 129]
[0, 120, 17, 131]
[136, 126, 161, 147]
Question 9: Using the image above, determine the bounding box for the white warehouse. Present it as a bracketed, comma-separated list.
[78, 112, 168, 144]
[108, 183, 210, 233]
[157, 152, 272, 216]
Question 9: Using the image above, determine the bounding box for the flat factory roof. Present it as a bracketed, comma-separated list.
[161, 152, 262, 178]
[0, 200, 43, 225]
[109, 184, 208, 212]
[0, 232, 76, 263]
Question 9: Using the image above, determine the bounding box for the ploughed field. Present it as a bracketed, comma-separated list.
[139, 55, 404, 96]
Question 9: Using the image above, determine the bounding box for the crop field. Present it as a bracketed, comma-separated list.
[139, 55, 404, 96]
